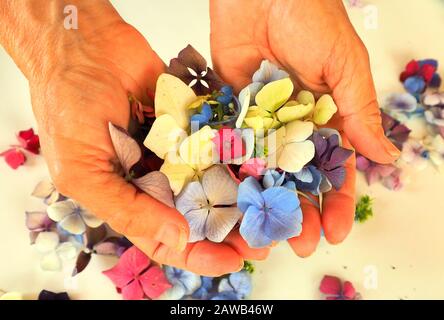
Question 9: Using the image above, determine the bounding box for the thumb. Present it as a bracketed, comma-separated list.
[325, 42, 400, 164]
[54, 169, 189, 252]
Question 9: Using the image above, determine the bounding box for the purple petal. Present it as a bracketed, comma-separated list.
[324, 147, 353, 170]
[324, 167, 346, 190]
[356, 155, 370, 171]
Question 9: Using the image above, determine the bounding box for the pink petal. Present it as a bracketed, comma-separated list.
[18, 128, 40, 154]
[139, 266, 172, 299]
[374, 164, 397, 177]
[365, 167, 380, 185]
[121, 280, 144, 300]
[18, 128, 35, 141]
[320, 275, 342, 295]
[239, 158, 266, 181]
[342, 281, 356, 299]
[1, 149, 26, 169]
[102, 246, 151, 288]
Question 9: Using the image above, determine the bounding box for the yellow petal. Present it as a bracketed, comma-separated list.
[276, 101, 314, 123]
[155, 74, 197, 129]
[278, 140, 315, 173]
[284, 120, 314, 143]
[179, 126, 216, 171]
[188, 96, 209, 109]
[160, 160, 197, 196]
[313, 94, 338, 125]
[144, 114, 187, 159]
[296, 90, 315, 105]
[255, 78, 294, 113]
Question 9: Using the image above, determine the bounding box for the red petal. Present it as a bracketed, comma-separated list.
[1, 149, 26, 169]
[405, 60, 419, 75]
[121, 280, 145, 300]
[419, 64, 436, 83]
[18, 128, 35, 141]
[319, 275, 342, 295]
[139, 266, 172, 299]
[342, 281, 356, 299]
[25, 135, 40, 154]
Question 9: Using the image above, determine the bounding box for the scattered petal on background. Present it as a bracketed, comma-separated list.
[1, 148, 26, 169]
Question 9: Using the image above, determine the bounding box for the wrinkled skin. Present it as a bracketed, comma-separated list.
[0, 2, 268, 277]
[210, 0, 400, 256]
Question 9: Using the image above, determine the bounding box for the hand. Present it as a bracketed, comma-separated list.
[1, 0, 268, 276]
[210, 0, 400, 256]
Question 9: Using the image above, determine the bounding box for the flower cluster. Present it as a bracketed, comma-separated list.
[399, 59, 441, 97]
[1, 128, 40, 169]
[125, 46, 353, 249]
[26, 180, 129, 273]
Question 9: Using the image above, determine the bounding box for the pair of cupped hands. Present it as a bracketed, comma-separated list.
[26, 0, 399, 276]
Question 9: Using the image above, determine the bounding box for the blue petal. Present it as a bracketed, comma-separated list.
[293, 166, 322, 195]
[404, 76, 425, 95]
[419, 59, 438, 68]
[237, 177, 264, 213]
[239, 205, 272, 248]
[211, 291, 240, 300]
[192, 276, 214, 299]
[283, 181, 296, 190]
[262, 187, 300, 213]
[201, 103, 213, 120]
[216, 86, 233, 105]
[430, 73, 442, 88]
[228, 271, 252, 299]
[164, 267, 201, 296]
[191, 114, 209, 127]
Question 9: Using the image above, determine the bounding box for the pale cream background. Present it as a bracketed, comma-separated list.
[0, 0, 443, 300]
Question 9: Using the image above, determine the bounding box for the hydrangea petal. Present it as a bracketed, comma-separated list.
[296, 90, 315, 105]
[184, 209, 209, 243]
[35, 231, 59, 253]
[179, 126, 216, 171]
[40, 252, 62, 271]
[108, 123, 141, 174]
[59, 214, 86, 235]
[25, 211, 51, 231]
[154, 74, 197, 129]
[278, 140, 315, 173]
[255, 78, 293, 113]
[239, 205, 271, 248]
[164, 267, 201, 296]
[121, 279, 144, 300]
[226, 271, 252, 299]
[237, 177, 264, 212]
[31, 180, 56, 200]
[159, 283, 187, 300]
[160, 159, 196, 196]
[56, 241, 78, 260]
[313, 94, 338, 125]
[175, 181, 208, 213]
[285, 120, 314, 143]
[144, 114, 187, 159]
[133, 171, 174, 207]
[206, 207, 242, 243]
[202, 165, 238, 205]
[252, 60, 289, 84]
[81, 210, 103, 229]
[320, 275, 342, 295]
[47, 199, 77, 222]
[140, 266, 172, 299]
[276, 101, 314, 123]
[236, 87, 251, 128]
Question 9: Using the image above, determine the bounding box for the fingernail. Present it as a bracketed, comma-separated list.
[155, 223, 188, 252]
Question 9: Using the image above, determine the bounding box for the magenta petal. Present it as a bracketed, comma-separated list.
[342, 281, 356, 299]
[25, 211, 52, 231]
[121, 280, 144, 300]
[102, 246, 151, 288]
[1, 149, 26, 169]
[320, 275, 342, 295]
[139, 266, 172, 299]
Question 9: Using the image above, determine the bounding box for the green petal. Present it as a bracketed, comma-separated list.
[296, 90, 315, 105]
[313, 94, 338, 125]
[276, 101, 314, 123]
[255, 78, 293, 113]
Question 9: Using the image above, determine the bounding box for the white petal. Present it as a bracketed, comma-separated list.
[231, 128, 255, 165]
[179, 126, 216, 171]
[175, 181, 208, 214]
[184, 209, 210, 243]
[278, 140, 315, 173]
[144, 114, 187, 159]
[206, 207, 242, 243]
[47, 199, 77, 222]
[35, 231, 59, 253]
[40, 252, 62, 271]
[46, 190, 60, 205]
[158, 284, 187, 300]
[31, 180, 55, 199]
[155, 74, 197, 129]
[284, 120, 314, 143]
[80, 209, 103, 228]
[59, 214, 86, 235]
[236, 87, 251, 128]
[108, 123, 141, 174]
[202, 165, 238, 205]
[133, 171, 175, 207]
[56, 242, 78, 260]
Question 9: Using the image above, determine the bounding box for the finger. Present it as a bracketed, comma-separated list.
[321, 135, 356, 244]
[52, 156, 189, 252]
[129, 237, 244, 277]
[324, 39, 400, 164]
[224, 230, 270, 261]
[287, 195, 321, 258]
